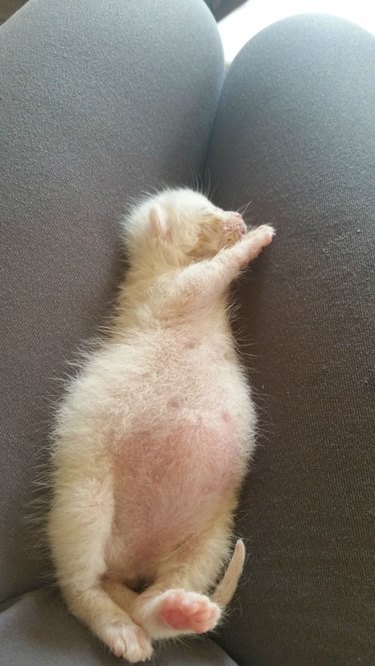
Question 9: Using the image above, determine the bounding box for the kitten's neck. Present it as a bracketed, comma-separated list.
[113, 264, 230, 335]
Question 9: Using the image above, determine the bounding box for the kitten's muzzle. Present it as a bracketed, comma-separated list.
[223, 212, 246, 239]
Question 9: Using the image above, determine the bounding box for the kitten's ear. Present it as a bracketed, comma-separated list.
[150, 205, 170, 240]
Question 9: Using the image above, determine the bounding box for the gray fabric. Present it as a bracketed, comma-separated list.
[206, 15, 375, 666]
[2, 2, 375, 665]
[0, 590, 237, 665]
[204, 1, 246, 22]
[0, 0, 223, 602]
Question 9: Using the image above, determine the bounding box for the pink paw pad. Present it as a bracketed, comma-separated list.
[158, 589, 220, 634]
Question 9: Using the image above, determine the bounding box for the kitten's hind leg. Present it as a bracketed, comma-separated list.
[130, 514, 243, 640]
[48, 462, 152, 663]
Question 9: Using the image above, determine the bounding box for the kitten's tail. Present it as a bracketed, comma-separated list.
[211, 539, 246, 610]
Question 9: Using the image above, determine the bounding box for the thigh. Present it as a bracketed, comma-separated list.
[206, 15, 375, 666]
[0, 0, 223, 601]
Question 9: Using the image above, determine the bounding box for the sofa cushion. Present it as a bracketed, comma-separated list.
[0, 0, 223, 602]
[0, 589, 237, 665]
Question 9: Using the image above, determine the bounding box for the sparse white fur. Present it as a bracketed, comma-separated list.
[47, 188, 274, 662]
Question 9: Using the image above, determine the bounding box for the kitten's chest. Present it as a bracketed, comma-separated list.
[108, 334, 254, 495]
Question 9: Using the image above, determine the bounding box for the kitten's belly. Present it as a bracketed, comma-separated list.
[106, 411, 248, 577]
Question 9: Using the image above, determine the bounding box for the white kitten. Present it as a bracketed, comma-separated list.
[47, 188, 274, 663]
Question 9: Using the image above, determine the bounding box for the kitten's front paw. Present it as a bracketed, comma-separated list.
[240, 224, 275, 266]
[254, 224, 275, 246]
[104, 620, 152, 662]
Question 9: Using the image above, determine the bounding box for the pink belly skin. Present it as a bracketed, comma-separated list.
[108, 412, 245, 574]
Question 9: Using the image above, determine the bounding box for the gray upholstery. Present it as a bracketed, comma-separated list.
[206, 15, 375, 666]
[0, 0, 223, 602]
[1, 1, 374, 664]
[0, 590, 236, 666]
[0, 2, 228, 664]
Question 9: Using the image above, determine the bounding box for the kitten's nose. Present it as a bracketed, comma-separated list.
[227, 212, 246, 234]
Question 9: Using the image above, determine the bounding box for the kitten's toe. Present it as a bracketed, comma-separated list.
[253, 224, 275, 246]
[104, 621, 152, 662]
[241, 224, 275, 265]
[154, 589, 220, 634]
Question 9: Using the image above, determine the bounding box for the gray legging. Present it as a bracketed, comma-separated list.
[1, 1, 374, 665]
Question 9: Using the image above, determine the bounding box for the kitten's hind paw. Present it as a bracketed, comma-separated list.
[150, 588, 220, 634]
[104, 620, 152, 662]
[160, 589, 220, 633]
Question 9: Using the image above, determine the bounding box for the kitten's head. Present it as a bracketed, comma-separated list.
[124, 188, 246, 268]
